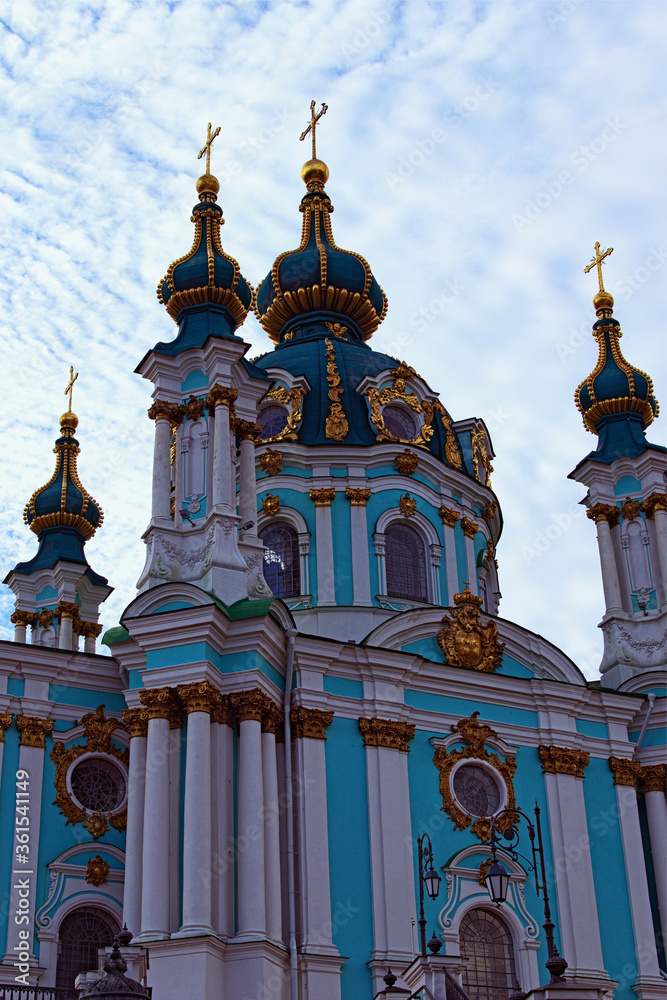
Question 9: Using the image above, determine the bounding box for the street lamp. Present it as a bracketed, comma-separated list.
[416, 833, 442, 957]
[485, 805, 569, 985]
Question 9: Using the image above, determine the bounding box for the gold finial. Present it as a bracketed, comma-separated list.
[584, 241, 614, 293]
[64, 366, 78, 412]
[300, 100, 328, 160]
[198, 122, 221, 175]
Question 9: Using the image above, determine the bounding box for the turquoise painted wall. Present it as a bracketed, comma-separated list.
[582, 756, 638, 1000]
[0, 726, 21, 946]
[404, 689, 539, 729]
[331, 491, 353, 606]
[325, 717, 373, 999]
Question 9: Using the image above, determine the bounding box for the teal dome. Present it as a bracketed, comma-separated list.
[157, 172, 252, 329]
[254, 160, 387, 344]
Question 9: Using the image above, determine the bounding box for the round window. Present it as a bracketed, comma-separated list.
[70, 757, 126, 813]
[452, 764, 501, 817]
[383, 404, 417, 440]
[260, 405, 289, 438]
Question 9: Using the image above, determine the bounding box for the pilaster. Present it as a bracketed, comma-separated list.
[121, 707, 149, 938]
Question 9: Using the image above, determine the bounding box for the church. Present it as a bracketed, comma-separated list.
[0, 107, 665, 1000]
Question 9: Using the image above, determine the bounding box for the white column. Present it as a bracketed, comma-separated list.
[430, 544, 442, 605]
[138, 690, 176, 940]
[208, 388, 237, 513]
[3, 722, 50, 966]
[235, 693, 266, 939]
[149, 409, 173, 522]
[541, 756, 606, 979]
[643, 772, 667, 944]
[360, 720, 417, 995]
[591, 511, 623, 612]
[611, 765, 663, 989]
[439, 510, 461, 604]
[11, 612, 29, 643]
[262, 721, 283, 944]
[349, 499, 372, 606]
[58, 613, 73, 651]
[121, 711, 148, 939]
[374, 534, 386, 595]
[211, 704, 235, 939]
[314, 495, 337, 605]
[177, 696, 213, 935]
[168, 723, 181, 934]
[461, 519, 479, 595]
[292, 708, 336, 950]
[238, 430, 259, 536]
[652, 508, 667, 605]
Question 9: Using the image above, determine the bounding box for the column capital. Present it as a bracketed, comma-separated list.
[0, 713, 13, 741]
[358, 716, 415, 752]
[148, 399, 182, 423]
[439, 504, 460, 528]
[640, 491, 667, 519]
[79, 621, 104, 640]
[16, 715, 54, 748]
[235, 418, 263, 442]
[231, 688, 272, 723]
[310, 487, 336, 507]
[10, 610, 37, 628]
[178, 680, 220, 715]
[139, 686, 183, 727]
[460, 516, 480, 538]
[609, 755, 643, 787]
[262, 702, 285, 739]
[345, 487, 371, 507]
[640, 763, 666, 793]
[206, 384, 238, 410]
[210, 691, 234, 727]
[291, 705, 333, 740]
[483, 501, 498, 522]
[122, 707, 149, 739]
[587, 502, 620, 527]
[55, 600, 82, 623]
[538, 744, 590, 778]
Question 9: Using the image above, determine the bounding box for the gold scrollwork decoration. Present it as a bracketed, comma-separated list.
[262, 493, 280, 517]
[325, 321, 348, 339]
[17, 716, 54, 748]
[50, 705, 128, 833]
[324, 338, 349, 441]
[471, 425, 493, 487]
[399, 493, 416, 517]
[345, 487, 371, 506]
[640, 492, 667, 519]
[538, 745, 590, 779]
[310, 488, 336, 507]
[439, 505, 460, 529]
[433, 712, 517, 842]
[608, 755, 643, 787]
[395, 449, 419, 476]
[436, 587, 504, 672]
[258, 386, 304, 444]
[291, 706, 334, 740]
[621, 497, 640, 521]
[0, 713, 13, 741]
[640, 763, 666, 793]
[358, 717, 415, 752]
[259, 448, 283, 475]
[86, 856, 110, 886]
[587, 503, 620, 528]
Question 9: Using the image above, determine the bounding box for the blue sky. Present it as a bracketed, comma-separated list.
[0, 0, 665, 678]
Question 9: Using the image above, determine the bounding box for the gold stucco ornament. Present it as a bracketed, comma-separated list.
[436, 586, 504, 672]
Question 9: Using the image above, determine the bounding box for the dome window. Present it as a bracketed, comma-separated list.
[260, 522, 301, 598]
[383, 404, 418, 441]
[260, 405, 289, 439]
[385, 523, 428, 602]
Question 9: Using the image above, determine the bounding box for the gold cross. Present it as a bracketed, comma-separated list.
[64, 366, 78, 412]
[299, 100, 328, 160]
[584, 241, 614, 292]
[198, 122, 221, 174]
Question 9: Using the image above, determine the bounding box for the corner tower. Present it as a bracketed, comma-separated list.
[4, 373, 111, 652]
[135, 125, 271, 605]
[569, 244, 667, 690]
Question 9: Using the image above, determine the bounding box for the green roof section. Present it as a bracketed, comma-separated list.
[102, 625, 130, 645]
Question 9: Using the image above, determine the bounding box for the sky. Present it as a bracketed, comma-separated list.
[0, 0, 664, 680]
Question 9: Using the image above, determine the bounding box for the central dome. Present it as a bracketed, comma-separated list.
[254, 159, 388, 344]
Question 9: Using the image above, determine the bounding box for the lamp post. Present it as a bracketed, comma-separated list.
[486, 805, 568, 985]
[416, 833, 442, 957]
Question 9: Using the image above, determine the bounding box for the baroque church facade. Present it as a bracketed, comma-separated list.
[0, 115, 665, 1000]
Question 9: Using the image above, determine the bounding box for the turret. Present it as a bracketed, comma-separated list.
[569, 244, 667, 690]
[4, 373, 112, 652]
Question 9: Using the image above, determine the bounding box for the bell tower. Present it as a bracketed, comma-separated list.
[569, 244, 667, 689]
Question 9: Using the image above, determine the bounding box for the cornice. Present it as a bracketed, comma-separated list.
[139, 665, 283, 708]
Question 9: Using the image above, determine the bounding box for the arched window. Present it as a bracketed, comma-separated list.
[55, 906, 119, 990]
[460, 908, 517, 1000]
[385, 523, 428, 602]
[260, 522, 300, 598]
[259, 405, 289, 439]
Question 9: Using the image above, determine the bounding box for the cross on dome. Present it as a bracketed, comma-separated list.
[299, 100, 328, 160]
[198, 122, 221, 175]
[64, 365, 78, 413]
[584, 241, 613, 293]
